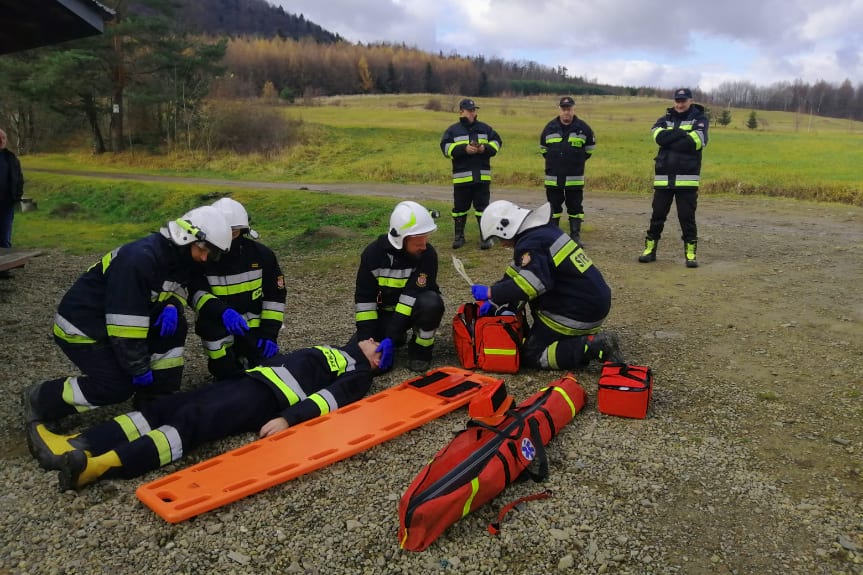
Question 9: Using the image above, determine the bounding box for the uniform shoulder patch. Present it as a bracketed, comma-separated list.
[520, 252, 531, 267]
[416, 273, 428, 288]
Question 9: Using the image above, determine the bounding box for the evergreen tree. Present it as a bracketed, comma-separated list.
[746, 110, 759, 129]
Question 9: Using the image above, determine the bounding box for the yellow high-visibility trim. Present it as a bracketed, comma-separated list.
[462, 477, 480, 517]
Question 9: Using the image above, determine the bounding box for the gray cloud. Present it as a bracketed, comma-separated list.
[271, 0, 862, 89]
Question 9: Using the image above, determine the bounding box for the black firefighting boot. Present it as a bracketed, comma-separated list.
[452, 216, 467, 249]
[27, 423, 90, 471]
[477, 216, 493, 250]
[58, 449, 122, 492]
[638, 237, 658, 263]
[22, 383, 45, 423]
[569, 218, 583, 243]
[685, 241, 699, 268]
[585, 332, 624, 365]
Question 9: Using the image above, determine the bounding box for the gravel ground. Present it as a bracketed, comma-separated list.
[1, 188, 861, 575]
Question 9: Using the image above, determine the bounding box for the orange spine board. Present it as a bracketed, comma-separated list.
[136, 367, 502, 523]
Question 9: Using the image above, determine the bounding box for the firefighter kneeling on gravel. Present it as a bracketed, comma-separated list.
[23, 206, 233, 427]
[191, 198, 287, 379]
[470, 200, 624, 370]
[350, 201, 445, 373]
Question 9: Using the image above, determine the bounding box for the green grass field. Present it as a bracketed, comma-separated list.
[13, 94, 863, 256]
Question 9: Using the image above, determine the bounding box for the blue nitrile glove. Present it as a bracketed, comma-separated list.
[153, 305, 178, 337]
[478, 300, 495, 317]
[257, 338, 279, 359]
[376, 338, 395, 371]
[221, 308, 249, 336]
[132, 370, 154, 387]
[471, 284, 490, 301]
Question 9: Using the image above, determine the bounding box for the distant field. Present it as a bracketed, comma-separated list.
[23, 94, 863, 205]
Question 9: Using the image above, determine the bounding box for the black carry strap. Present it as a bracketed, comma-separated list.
[603, 362, 652, 386]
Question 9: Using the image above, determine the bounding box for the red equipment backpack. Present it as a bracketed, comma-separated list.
[452, 302, 526, 373]
[398, 373, 586, 552]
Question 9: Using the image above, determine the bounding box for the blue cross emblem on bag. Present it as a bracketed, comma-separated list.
[520, 438, 536, 461]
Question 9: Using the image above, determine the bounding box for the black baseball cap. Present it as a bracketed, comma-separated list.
[559, 96, 575, 107]
[673, 88, 693, 100]
[459, 98, 479, 110]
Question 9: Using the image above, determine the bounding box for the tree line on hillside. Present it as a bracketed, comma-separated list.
[711, 79, 863, 124]
[0, 0, 860, 156]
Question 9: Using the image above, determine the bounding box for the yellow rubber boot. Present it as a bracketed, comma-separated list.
[58, 450, 122, 491]
[26, 423, 88, 471]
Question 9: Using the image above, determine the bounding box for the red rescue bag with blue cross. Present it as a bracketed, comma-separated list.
[398, 373, 586, 551]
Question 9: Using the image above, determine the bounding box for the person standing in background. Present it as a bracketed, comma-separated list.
[539, 96, 596, 243]
[638, 88, 709, 268]
[440, 98, 502, 250]
[0, 128, 25, 277]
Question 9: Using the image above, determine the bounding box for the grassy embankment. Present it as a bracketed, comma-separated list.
[15, 94, 863, 258]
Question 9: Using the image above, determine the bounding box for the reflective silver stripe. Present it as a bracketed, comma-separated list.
[205, 269, 263, 287]
[398, 294, 417, 306]
[538, 309, 606, 331]
[585, 144, 596, 153]
[371, 267, 412, 280]
[677, 174, 701, 182]
[565, 175, 584, 184]
[269, 366, 308, 401]
[355, 302, 378, 312]
[480, 170, 491, 177]
[54, 313, 89, 338]
[157, 425, 184, 461]
[452, 170, 473, 180]
[161, 280, 188, 302]
[127, 411, 153, 435]
[550, 234, 570, 256]
[416, 327, 437, 340]
[105, 313, 149, 328]
[262, 301, 285, 313]
[68, 377, 97, 408]
[519, 269, 545, 294]
[203, 335, 234, 351]
[150, 346, 184, 362]
[317, 389, 338, 412]
[453, 135, 470, 142]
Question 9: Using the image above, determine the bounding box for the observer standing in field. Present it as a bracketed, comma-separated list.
[638, 88, 708, 267]
[0, 128, 25, 261]
[440, 98, 502, 250]
[539, 96, 596, 243]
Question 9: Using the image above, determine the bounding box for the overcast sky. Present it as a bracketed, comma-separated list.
[272, 0, 862, 92]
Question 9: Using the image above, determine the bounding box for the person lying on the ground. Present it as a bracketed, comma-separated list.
[26, 339, 383, 492]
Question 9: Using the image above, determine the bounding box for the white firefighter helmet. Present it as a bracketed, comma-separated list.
[480, 200, 552, 241]
[387, 201, 438, 249]
[164, 205, 232, 254]
[211, 197, 259, 239]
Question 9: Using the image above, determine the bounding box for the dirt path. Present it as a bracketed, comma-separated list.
[2, 170, 862, 574]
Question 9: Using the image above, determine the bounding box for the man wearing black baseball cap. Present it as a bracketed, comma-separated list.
[637, 88, 708, 267]
[539, 96, 596, 242]
[440, 98, 503, 249]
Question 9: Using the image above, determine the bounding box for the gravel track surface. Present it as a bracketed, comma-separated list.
[1, 184, 861, 575]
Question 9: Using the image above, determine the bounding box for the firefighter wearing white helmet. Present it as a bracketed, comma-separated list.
[189, 197, 287, 379]
[23, 206, 234, 428]
[351, 200, 444, 372]
[471, 200, 624, 370]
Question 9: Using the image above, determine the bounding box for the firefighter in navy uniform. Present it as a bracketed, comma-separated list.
[471, 200, 624, 370]
[638, 88, 709, 267]
[25, 339, 383, 490]
[23, 206, 233, 425]
[192, 198, 287, 379]
[539, 96, 596, 243]
[440, 98, 502, 250]
[351, 201, 444, 373]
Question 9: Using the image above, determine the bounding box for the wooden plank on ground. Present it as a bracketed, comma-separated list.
[0, 248, 43, 272]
